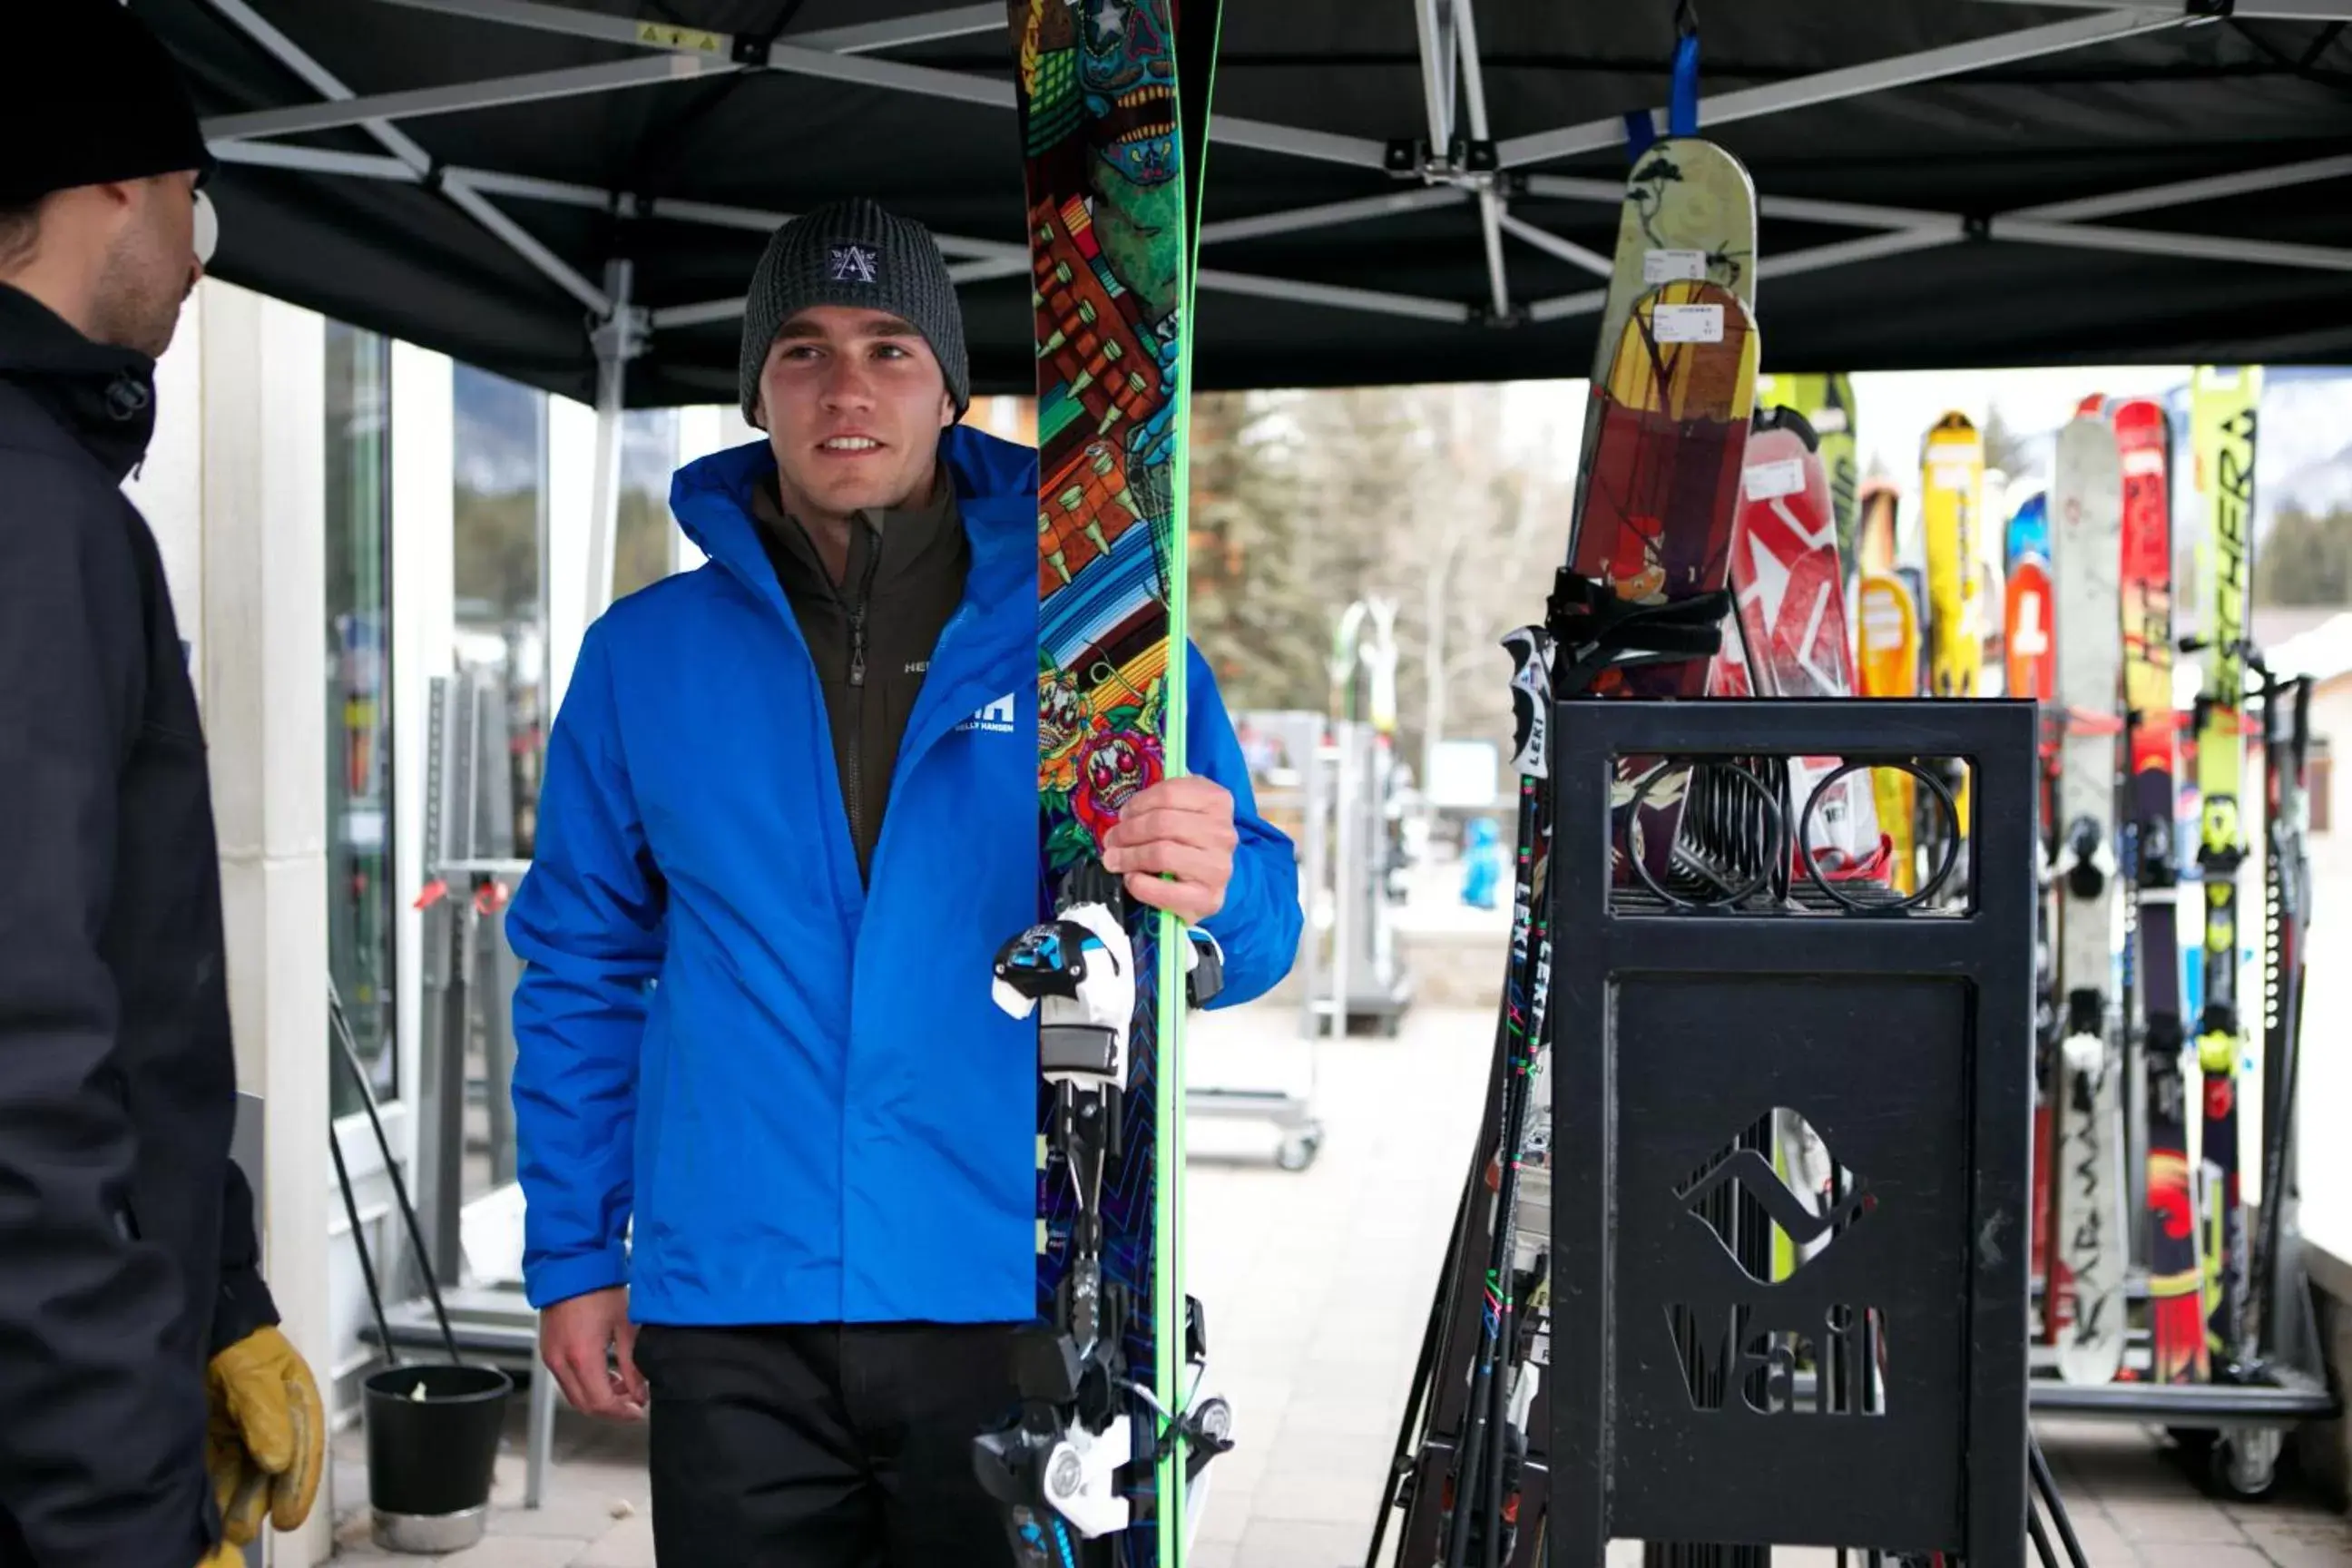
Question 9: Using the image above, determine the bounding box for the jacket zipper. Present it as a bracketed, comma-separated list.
[844, 535, 883, 877]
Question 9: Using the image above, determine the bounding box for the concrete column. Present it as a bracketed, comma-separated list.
[194, 280, 335, 1568]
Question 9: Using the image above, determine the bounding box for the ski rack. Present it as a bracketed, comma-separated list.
[1545, 697, 2040, 1566]
[2025, 662, 2337, 1492]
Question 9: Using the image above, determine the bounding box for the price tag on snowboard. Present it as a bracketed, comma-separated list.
[1743, 457, 1807, 502]
[1651, 302, 1723, 344]
[1643, 248, 1708, 284]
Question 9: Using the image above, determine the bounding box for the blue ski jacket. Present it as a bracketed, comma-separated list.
[505, 424, 1302, 1327]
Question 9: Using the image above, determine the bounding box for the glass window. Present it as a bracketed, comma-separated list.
[325, 321, 397, 1116]
[613, 407, 681, 601]
[451, 366, 549, 858]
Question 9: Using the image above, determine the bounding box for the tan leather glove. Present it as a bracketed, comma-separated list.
[197, 1539, 247, 1567]
[204, 1325, 326, 1544]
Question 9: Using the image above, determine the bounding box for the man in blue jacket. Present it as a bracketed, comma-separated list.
[505, 198, 1301, 1566]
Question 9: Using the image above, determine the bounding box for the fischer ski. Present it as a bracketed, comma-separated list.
[2188, 364, 2260, 1377]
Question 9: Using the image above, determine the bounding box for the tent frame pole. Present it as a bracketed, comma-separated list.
[1495, 7, 2187, 169]
[199, 0, 2352, 334]
[584, 260, 644, 630]
[199, 0, 612, 314]
[371, 0, 1007, 54]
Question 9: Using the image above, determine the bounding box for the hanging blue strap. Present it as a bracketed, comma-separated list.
[1668, 29, 1701, 136]
[1627, 16, 1702, 158]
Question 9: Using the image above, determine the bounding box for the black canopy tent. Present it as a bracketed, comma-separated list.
[141, 0, 2352, 602]
[152, 0, 2352, 407]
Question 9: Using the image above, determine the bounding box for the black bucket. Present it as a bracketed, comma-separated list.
[362, 1362, 514, 1553]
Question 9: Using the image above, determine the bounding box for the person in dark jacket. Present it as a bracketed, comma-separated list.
[507, 200, 1303, 1564]
[0, 5, 324, 1565]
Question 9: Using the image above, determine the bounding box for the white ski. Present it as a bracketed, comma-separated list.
[2050, 410, 2129, 1385]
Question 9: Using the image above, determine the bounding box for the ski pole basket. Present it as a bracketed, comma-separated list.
[1545, 697, 2037, 1565]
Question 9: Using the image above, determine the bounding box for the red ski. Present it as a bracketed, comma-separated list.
[1729, 405, 1886, 882]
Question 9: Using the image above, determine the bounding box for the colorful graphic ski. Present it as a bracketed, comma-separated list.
[2112, 395, 2200, 1384]
[2048, 409, 2127, 1384]
[1854, 570, 1921, 896]
[2190, 364, 2259, 1375]
[982, 5, 1228, 1561]
[1730, 404, 1882, 877]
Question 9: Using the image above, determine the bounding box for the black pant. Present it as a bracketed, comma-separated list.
[635, 1320, 1024, 1568]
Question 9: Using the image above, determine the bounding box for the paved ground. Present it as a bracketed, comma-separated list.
[326, 999, 2352, 1567]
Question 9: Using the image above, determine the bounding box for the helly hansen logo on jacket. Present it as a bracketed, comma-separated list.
[958, 693, 1016, 734]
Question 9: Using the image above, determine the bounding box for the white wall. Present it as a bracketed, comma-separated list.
[133, 279, 337, 1567]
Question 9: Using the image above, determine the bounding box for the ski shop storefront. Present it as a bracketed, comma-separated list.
[146, 0, 2352, 1542]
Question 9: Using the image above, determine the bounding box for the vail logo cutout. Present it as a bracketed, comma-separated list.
[1674, 1108, 1874, 1285]
[829, 243, 880, 284]
[957, 692, 1017, 735]
[1668, 1110, 1892, 1417]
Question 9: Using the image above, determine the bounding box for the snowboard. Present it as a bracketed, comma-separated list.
[2113, 395, 2200, 1384]
[2048, 409, 2127, 1384]
[2190, 364, 2259, 1375]
[1572, 137, 1759, 527]
[981, 4, 1227, 1561]
[1730, 404, 1883, 879]
[1575, 280, 1761, 885]
[1853, 570, 1922, 897]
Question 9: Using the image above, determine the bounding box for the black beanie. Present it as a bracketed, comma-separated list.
[0, 0, 216, 206]
[738, 198, 971, 425]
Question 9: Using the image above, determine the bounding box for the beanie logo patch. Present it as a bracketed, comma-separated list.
[829, 243, 880, 285]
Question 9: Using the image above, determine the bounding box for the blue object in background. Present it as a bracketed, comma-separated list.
[2007, 490, 2050, 569]
[1461, 815, 1503, 910]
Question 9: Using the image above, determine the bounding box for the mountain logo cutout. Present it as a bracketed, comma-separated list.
[1673, 1108, 1876, 1284]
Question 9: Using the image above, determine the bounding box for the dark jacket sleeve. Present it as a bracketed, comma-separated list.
[0, 451, 211, 1567]
[210, 1156, 280, 1357]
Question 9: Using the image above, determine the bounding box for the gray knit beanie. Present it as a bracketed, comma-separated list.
[737, 198, 971, 426]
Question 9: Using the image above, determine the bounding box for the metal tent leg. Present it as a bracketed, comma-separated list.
[583, 258, 641, 638]
[524, 1341, 559, 1509]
